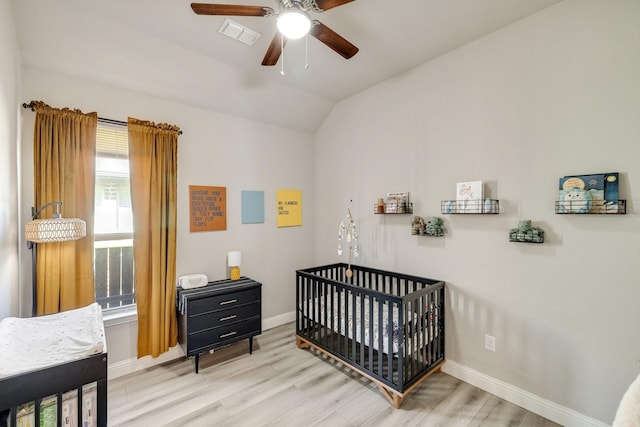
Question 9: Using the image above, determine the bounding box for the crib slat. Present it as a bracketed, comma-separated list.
[387, 301, 393, 384]
[330, 285, 336, 352]
[377, 296, 383, 377]
[368, 296, 374, 372]
[77, 386, 84, 427]
[323, 283, 328, 348]
[354, 291, 358, 363]
[406, 300, 413, 381]
[359, 291, 365, 368]
[57, 392, 62, 427]
[337, 288, 343, 355]
[312, 277, 318, 334]
[302, 276, 308, 334]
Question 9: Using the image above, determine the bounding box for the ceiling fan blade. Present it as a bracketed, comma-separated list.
[314, 0, 354, 12]
[262, 32, 287, 66]
[310, 20, 358, 59]
[191, 3, 273, 16]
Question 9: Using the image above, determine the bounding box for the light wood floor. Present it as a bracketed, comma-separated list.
[108, 323, 561, 427]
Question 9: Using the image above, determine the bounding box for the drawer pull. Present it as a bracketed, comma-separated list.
[219, 315, 237, 321]
[220, 331, 237, 339]
[220, 299, 237, 306]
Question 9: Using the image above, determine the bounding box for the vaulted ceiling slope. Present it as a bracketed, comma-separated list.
[11, 0, 562, 133]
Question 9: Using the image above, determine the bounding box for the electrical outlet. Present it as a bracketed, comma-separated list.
[485, 334, 496, 352]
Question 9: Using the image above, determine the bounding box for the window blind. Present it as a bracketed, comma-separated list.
[96, 125, 128, 158]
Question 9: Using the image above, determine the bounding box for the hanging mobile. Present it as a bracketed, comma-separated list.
[337, 208, 359, 278]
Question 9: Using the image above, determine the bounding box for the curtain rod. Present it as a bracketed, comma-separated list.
[22, 102, 183, 135]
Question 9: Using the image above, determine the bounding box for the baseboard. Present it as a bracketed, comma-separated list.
[108, 345, 184, 380]
[262, 310, 295, 330]
[107, 311, 296, 380]
[442, 360, 609, 427]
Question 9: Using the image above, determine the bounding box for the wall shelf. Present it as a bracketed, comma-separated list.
[411, 216, 445, 237]
[414, 230, 444, 237]
[509, 232, 544, 243]
[441, 199, 499, 214]
[555, 200, 626, 214]
[509, 220, 544, 243]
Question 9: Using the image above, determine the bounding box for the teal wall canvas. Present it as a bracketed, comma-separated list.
[241, 190, 265, 224]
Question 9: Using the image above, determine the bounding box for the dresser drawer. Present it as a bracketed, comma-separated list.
[189, 302, 260, 332]
[190, 287, 260, 315]
[189, 316, 261, 353]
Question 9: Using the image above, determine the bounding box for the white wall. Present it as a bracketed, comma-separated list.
[314, 0, 640, 424]
[20, 68, 315, 366]
[0, 0, 21, 319]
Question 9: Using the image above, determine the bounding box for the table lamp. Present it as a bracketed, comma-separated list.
[228, 251, 241, 281]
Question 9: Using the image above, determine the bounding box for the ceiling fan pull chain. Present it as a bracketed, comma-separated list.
[280, 34, 285, 75]
[305, 33, 309, 69]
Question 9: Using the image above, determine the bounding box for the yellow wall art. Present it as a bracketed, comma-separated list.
[276, 189, 302, 227]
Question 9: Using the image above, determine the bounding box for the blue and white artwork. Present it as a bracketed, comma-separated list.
[241, 190, 265, 224]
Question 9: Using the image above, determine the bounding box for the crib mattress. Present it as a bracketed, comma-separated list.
[0, 302, 106, 378]
[302, 293, 437, 355]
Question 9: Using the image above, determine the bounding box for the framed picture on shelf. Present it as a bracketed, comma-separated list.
[456, 181, 483, 213]
[558, 172, 619, 213]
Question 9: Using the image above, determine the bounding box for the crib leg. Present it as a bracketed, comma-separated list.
[376, 384, 404, 409]
[296, 336, 310, 349]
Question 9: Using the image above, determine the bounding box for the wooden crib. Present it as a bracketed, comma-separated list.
[296, 263, 445, 408]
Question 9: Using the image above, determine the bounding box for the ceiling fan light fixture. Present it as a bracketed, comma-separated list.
[277, 8, 311, 40]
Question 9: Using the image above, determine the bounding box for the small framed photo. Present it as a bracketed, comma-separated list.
[456, 181, 483, 212]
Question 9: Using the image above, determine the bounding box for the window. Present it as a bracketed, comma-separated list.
[94, 124, 135, 310]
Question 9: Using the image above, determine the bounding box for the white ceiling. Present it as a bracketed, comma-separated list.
[11, 0, 562, 133]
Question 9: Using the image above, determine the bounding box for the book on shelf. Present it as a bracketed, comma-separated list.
[82, 384, 97, 427]
[62, 390, 78, 427]
[385, 192, 409, 213]
[456, 181, 483, 213]
[12, 385, 97, 427]
[558, 172, 619, 213]
[39, 396, 57, 427]
[15, 402, 35, 427]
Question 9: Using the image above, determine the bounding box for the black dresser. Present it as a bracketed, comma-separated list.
[176, 277, 262, 373]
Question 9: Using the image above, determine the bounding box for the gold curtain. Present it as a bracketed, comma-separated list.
[32, 101, 97, 315]
[128, 117, 179, 358]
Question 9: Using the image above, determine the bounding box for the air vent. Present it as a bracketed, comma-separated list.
[218, 18, 262, 46]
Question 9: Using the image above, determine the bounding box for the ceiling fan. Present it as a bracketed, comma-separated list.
[191, 0, 359, 66]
